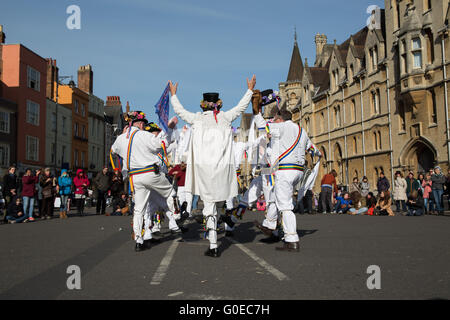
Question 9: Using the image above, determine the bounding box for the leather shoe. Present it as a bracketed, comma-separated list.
[253, 220, 274, 237]
[276, 241, 300, 252]
[204, 248, 220, 258]
[260, 234, 281, 244]
[135, 243, 145, 252]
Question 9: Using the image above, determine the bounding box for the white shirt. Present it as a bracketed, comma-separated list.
[111, 126, 172, 170]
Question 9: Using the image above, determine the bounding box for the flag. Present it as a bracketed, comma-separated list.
[155, 83, 170, 132]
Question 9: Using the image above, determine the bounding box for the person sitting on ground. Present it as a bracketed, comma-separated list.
[348, 191, 368, 215]
[333, 192, 352, 214]
[6, 196, 27, 224]
[107, 192, 129, 216]
[365, 192, 377, 216]
[375, 190, 394, 216]
[256, 194, 266, 212]
[406, 190, 425, 216]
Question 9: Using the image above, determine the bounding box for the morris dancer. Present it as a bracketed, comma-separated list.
[253, 90, 321, 252]
[169, 76, 256, 257]
[111, 111, 177, 252]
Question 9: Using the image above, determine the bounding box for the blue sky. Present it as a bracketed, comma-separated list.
[1, 0, 384, 126]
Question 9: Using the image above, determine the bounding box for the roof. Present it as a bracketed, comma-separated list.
[286, 40, 304, 82]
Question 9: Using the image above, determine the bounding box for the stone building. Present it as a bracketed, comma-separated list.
[276, 0, 450, 192]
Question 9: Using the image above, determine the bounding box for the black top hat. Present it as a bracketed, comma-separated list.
[261, 89, 280, 106]
[203, 93, 220, 103]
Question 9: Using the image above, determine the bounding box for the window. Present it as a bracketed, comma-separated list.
[396, 3, 401, 29]
[0, 111, 10, 133]
[351, 99, 356, 123]
[97, 120, 100, 137]
[75, 100, 79, 113]
[27, 66, 40, 91]
[399, 101, 406, 131]
[424, 0, 432, 11]
[353, 137, 358, 154]
[373, 132, 378, 151]
[74, 149, 79, 167]
[370, 46, 378, 71]
[51, 143, 56, 164]
[349, 64, 354, 79]
[412, 38, 422, 69]
[81, 103, 85, 116]
[320, 112, 325, 133]
[0, 144, 9, 166]
[425, 28, 435, 65]
[334, 106, 341, 128]
[26, 136, 39, 161]
[74, 123, 79, 137]
[378, 131, 382, 150]
[81, 151, 85, 168]
[51, 113, 56, 132]
[62, 116, 67, 135]
[82, 125, 86, 138]
[371, 90, 380, 114]
[430, 89, 437, 124]
[26, 100, 40, 125]
[305, 117, 310, 132]
[62, 145, 66, 163]
[401, 40, 407, 74]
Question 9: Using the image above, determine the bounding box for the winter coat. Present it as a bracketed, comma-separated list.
[58, 170, 72, 195]
[376, 197, 394, 216]
[360, 181, 370, 197]
[431, 174, 445, 190]
[2, 173, 17, 197]
[393, 177, 408, 201]
[21, 175, 38, 197]
[405, 177, 420, 195]
[73, 169, 90, 195]
[94, 171, 111, 192]
[377, 177, 390, 193]
[422, 180, 432, 199]
[7, 199, 24, 218]
[40, 174, 55, 199]
[349, 183, 361, 195]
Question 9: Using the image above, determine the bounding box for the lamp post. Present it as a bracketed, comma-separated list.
[54, 76, 73, 174]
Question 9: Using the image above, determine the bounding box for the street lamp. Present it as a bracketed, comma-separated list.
[54, 75, 73, 174]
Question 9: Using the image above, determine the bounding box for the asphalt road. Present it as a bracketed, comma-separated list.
[0, 208, 449, 300]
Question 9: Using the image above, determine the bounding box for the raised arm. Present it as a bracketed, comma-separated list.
[224, 75, 256, 122]
[168, 81, 196, 125]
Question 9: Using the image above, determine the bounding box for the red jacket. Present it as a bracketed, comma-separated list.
[22, 175, 38, 197]
[169, 165, 186, 187]
[73, 169, 90, 195]
[321, 173, 337, 193]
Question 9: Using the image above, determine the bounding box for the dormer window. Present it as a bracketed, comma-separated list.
[370, 46, 378, 71]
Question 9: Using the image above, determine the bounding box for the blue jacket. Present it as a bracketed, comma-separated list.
[58, 170, 72, 195]
[335, 196, 352, 207]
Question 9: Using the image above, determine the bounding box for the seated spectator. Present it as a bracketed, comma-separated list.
[365, 192, 377, 216]
[107, 193, 129, 216]
[375, 191, 394, 216]
[6, 197, 27, 224]
[348, 191, 368, 215]
[406, 190, 425, 216]
[349, 177, 362, 194]
[333, 192, 352, 214]
[256, 195, 266, 212]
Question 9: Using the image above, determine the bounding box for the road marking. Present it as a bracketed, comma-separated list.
[188, 294, 244, 300]
[229, 239, 290, 281]
[168, 291, 183, 297]
[150, 240, 180, 285]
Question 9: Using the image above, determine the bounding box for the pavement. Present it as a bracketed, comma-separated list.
[0, 207, 449, 300]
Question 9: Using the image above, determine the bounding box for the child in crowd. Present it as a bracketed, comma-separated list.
[333, 192, 352, 214]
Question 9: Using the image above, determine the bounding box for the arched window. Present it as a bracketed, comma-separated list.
[373, 132, 378, 151]
[351, 99, 356, 123]
[335, 106, 341, 128]
[320, 112, 325, 133]
[353, 136, 358, 155]
[378, 131, 382, 150]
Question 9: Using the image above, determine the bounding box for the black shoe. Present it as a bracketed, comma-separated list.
[204, 248, 220, 258]
[276, 241, 300, 252]
[135, 243, 145, 252]
[177, 211, 189, 227]
[225, 231, 234, 237]
[221, 215, 235, 228]
[260, 234, 281, 244]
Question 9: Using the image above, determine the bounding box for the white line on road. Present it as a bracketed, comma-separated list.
[229, 239, 290, 281]
[150, 240, 180, 285]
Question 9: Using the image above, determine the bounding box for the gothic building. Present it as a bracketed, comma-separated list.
[278, 0, 450, 191]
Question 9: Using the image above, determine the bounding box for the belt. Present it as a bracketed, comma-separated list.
[321, 184, 333, 189]
[129, 164, 158, 176]
[277, 163, 305, 171]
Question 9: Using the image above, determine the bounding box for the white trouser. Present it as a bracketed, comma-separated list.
[240, 175, 263, 206]
[274, 169, 303, 243]
[177, 186, 193, 215]
[203, 201, 218, 250]
[132, 171, 175, 244]
[143, 191, 180, 239]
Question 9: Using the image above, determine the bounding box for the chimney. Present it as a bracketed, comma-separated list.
[126, 101, 130, 113]
[106, 96, 122, 107]
[46, 58, 59, 100]
[0, 25, 5, 44]
[78, 64, 93, 95]
[315, 33, 327, 60]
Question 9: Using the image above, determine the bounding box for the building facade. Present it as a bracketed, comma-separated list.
[276, 0, 449, 192]
[1, 42, 48, 172]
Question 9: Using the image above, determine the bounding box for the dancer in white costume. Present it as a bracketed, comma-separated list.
[169, 76, 256, 257]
